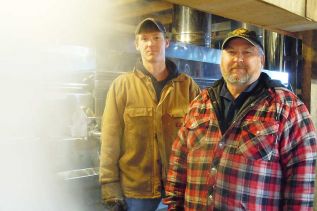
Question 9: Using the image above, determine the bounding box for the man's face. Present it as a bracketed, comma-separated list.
[135, 31, 169, 63]
[220, 38, 264, 87]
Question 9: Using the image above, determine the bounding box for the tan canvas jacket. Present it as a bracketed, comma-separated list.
[99, 68, 200, 202]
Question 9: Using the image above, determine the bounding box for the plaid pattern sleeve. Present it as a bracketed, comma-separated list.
[163, 96, 201, 210]
[164, 90, 219, 210]
[277, 90, 317, 209]
[163, 125, 188, 211]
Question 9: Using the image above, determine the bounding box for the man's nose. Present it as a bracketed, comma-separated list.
[146, 39, 154, 46]
[233, 52, 244, 62]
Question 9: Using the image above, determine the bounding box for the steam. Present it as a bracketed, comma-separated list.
[0, 0, 120, 210]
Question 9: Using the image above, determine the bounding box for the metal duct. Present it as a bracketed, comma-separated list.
[262, 30, 302, 92]
[172, 5, 212, 47]
[263, 31, 285, 70]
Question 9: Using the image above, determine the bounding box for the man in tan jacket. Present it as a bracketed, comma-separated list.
[99, 18, 200, 211]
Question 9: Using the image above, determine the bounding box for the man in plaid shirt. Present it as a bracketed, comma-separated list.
[164, 28, 317, 210]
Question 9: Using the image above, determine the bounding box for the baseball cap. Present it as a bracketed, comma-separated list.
[221, 28, 263, 50]
[135, 18, 166, 35]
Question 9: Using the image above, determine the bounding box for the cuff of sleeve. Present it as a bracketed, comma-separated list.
[101, 182, 124, 203]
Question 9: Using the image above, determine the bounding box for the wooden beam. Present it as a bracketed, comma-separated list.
[115, 1, 172, 20]
[111, 13, 172, 34]
[151, 13, 172, 25]
[112, 23, 136, 34]
[307, 0, 317, 22]
[110, 0, 143, 7]
[262, 0, 305, 16]
[163, 0, 317, 33]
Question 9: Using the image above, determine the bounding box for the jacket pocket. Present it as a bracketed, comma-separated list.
[184, 116, 216, 150]
[162, 109, 186, 143]
[125, 107, 153, 117]
[236, 120, 279, 161]
[123, 107, 153, 152]
[162, 109, 186, 130]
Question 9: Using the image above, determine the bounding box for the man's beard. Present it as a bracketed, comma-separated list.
[224, 65, 250, 85]
[226, 73, 250, 84]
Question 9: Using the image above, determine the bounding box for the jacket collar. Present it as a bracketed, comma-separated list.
[207, 72, 285, 128]
[133, 58, 185, 82]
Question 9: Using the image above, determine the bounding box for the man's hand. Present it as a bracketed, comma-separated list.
[105, 199, 127, 211]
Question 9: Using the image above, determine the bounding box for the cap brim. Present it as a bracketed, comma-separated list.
[135, 18, 166, 35]
[222, 36, 260, 50]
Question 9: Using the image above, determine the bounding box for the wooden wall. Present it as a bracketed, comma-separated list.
[301, 30, 317, 111]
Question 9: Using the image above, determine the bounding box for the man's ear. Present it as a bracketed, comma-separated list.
[135, 39, 140, 51]
[261, 55, 265, 68]
[165, 38, 170, 48]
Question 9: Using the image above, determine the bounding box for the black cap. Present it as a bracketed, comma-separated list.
[222, 28, 263, 50]
[135, 18, 166, 35]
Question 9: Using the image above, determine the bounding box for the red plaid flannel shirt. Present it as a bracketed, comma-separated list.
[164, 87, 317, 211]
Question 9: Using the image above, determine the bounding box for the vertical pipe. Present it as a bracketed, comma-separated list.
[172, 5, 212, 47]
[263, 30, 285, 71]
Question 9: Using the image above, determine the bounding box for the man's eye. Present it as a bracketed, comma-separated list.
[227, 50, 235, 54]
[243, 51, 253, 55]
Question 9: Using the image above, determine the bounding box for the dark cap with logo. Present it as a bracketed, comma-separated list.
[222, 28, 263, 50]
[135, 18, 166, 35]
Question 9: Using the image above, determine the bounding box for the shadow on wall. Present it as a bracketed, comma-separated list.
[312, 80, 317, 211]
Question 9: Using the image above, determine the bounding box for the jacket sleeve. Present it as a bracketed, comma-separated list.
[164, 120, 189, 210]
[279, 100, 317, 210]
[99, 79, 125, 203]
